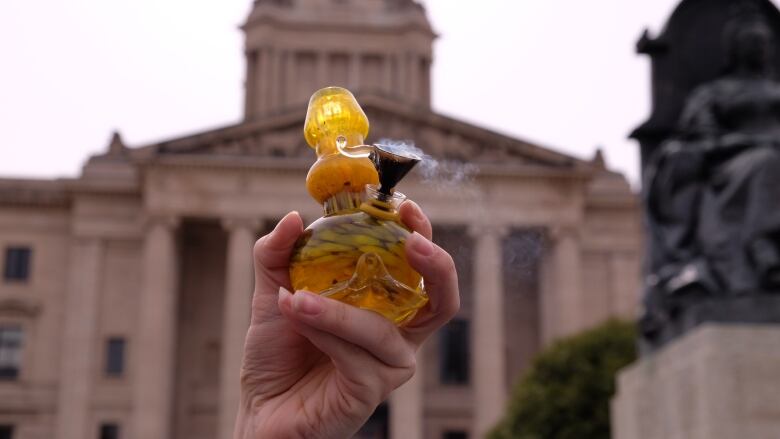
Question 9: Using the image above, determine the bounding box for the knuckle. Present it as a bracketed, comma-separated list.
[440, 251, 457, 273]
[376, 323, 399, 352]
[331, 300, 350, 331]
[446, 290, 461, 318]
[405, 352, 417, 375]
[398, 354, 417, 383]
[252, 237, 267, 260]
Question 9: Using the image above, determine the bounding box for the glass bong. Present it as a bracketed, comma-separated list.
[289, 87, 428, 325]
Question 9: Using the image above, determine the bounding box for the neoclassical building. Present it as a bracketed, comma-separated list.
[0, 1, 641, 438]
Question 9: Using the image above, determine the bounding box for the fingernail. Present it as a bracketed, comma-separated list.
[275, 211, 300, 231]
[408, 232, 434, 257]
[293, 291, 324, 316]
[278, 287, 292, 307]
[409, 200, 426, 222]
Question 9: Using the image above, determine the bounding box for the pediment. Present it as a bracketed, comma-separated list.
[136, 95, 587, 170]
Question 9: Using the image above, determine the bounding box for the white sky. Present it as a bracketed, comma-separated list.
[3, 0, 767, 186]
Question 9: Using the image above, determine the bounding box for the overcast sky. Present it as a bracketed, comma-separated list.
[3, 0, 764, 186]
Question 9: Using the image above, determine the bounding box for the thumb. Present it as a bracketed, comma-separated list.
[253, 211, 304, 293]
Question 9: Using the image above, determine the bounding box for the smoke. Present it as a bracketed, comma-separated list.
[376, 140, 549, 285]
[376, 138, 479, 191]
[503, 230, 547, 284]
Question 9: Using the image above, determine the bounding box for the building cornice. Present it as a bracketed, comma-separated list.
[139, 154, 311, 173]
[0, 179, 71, 208]
[243, 13, 436, 37]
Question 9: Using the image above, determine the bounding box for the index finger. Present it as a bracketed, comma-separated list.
[401, 232, 460, 347]
[399, 200, 433, 241]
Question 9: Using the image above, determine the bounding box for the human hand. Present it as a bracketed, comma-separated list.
[234, 202, 460, 439]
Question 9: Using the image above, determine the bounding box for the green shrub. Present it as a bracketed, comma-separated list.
[489, 319, 637, 439]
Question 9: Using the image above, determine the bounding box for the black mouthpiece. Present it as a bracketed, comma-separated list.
[370, 144, 421, 197]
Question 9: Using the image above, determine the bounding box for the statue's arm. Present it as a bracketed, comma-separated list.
[678, 85, 721, 140]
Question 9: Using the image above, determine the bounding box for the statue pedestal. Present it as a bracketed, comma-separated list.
[611, 324, 780, 439]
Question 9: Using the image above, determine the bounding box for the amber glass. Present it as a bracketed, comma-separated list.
[303, 87, 378, 204]
[291, 86, 427, 325]
[290, 187, 428, 325]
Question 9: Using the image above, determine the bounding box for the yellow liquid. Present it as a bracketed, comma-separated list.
[290, 211, 427, 325]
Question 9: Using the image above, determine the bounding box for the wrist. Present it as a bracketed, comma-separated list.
[234, 393, 262, 439]
[233, 405, 251, 439]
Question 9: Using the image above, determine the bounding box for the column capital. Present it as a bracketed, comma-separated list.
[549, 223, 582, 242]
[143, 214, 180, 231]
[221, 217, 262, 232]
[468, 223, 510, 239]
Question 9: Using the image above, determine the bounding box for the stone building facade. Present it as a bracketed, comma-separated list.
[0, 1, 641, 438]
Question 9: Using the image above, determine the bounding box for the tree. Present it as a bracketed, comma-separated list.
[489, 319, 637, 439]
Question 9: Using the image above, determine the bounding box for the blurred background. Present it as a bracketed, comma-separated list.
[3, 1, 777, 439]
[2, 0, 697, 185]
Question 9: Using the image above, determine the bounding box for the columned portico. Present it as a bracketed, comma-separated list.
[470, 224, 509, 437]
[217, 218, 260, 439]
[133, 216, 180, 439]
[56, 237, 104, 439]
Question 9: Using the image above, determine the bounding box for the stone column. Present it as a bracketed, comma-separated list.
[407, 52, 420, 104]
[470, 224, 509, 437]
[384, 53, 394, 95]
[217, 219, 260, 439]
[132, 216, 180, 439]
[317, 52, 328, 89]
[542, 225, 583, 343]
[390, 351, 424, 439]
[399, 52, 410, 100]
[258, 47, 270, 115]
[292, 50, 308, 105]
[55, 238, 104, 439]
[420, 57, 431, 106]
[349, 52, 361, 91]
[267, 48, 279, 111]
[244, 50, 258, 119]
[277, 50, 296, 108]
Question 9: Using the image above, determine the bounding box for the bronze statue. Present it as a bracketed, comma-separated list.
[641, 5, 780, 347]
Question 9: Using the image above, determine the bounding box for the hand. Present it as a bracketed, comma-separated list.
[234, 202, 460, 439]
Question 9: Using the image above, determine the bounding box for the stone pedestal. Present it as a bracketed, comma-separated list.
[612, 324, 780, 439]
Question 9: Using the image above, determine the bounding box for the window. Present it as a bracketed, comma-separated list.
[0, 326, 23, 380]
[439, 319, 470, 385]
[99, 423, 119, 439]
[105, 338, 125, 377]
[0, 425, 14, 439]
[353, 404, 388, 439]
[3, 247, 31, 282]
[443, 431, 468, 439]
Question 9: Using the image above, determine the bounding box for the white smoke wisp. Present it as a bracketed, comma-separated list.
[376, 138, 479, 191]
